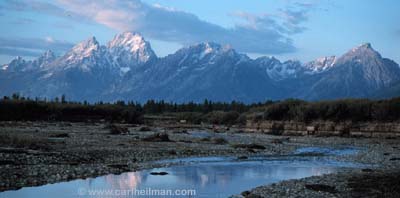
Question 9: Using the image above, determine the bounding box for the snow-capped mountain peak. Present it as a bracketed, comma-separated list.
[107, 32, 156, 71]
[304, 56, 337, 73]
[65, 36, 100, 62]
[203, 42, 215, 53]
[198, 42, 226, 59]
[108, 32, 147, 52]
[336, 42, 383, 66]
[198, 42, 218, 58]
[351, 42, 373, 52]
[255, 57, 303, 80]
[200, 42, 233, 53]
[347, 43, 379, 57]
[179, 42, 239, 61]
[255, 56, 280, 67]
[36, 50, 56, 68]
[1, 50, 57, 72]
[41, 36, 112, 73]
[2, 37, 400, 102]
[1, 56, 25, 71]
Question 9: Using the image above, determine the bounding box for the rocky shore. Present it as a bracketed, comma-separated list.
[236, 133, 400, 198]
[1, 121, 399, 197]
[238, 169, 400, 198]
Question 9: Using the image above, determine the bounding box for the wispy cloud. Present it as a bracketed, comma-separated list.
[0, 37, 74, 57]
[1, 0, 316, 54]
[57, 0, 313, 54]
[0, 0, 91, 22]
[279, 8, 310, 34]
[230, 2, 314, 47]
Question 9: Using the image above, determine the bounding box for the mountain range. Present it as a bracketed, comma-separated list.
[1, 32, 399, 103]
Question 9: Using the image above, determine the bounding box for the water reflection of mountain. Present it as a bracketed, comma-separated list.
[101, 172, 147, 189]
[0, 156, 359, 198]
[72, 172, 146, 198]
[101, 161, 337, 193]
[163, 162, 335, 187]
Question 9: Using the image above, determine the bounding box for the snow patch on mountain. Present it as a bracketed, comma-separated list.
[107, 32, 156, 71]
[255, 57, 303, 80]
[1, 50, 56, 72]
[2, 34, 400, 102]
[66, 37, 100, 62]
[304, 56, 337, 73]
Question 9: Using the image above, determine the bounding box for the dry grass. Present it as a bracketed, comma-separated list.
[0, 133, 50, 150]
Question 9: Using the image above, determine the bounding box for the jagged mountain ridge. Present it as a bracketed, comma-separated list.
[1, 32, 399, 102]
[0, 32, 157, 100]
[294, 43, 400, 100]
[112, 42, 282, 103]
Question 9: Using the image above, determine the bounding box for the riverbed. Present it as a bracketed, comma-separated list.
[0, 121, 399, 197]
[1, 147, 364, 198]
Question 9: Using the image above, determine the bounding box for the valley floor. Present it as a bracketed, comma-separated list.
[0, 121, 399, 197]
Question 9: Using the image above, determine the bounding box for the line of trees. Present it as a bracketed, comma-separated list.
[260, 98, 400, 122]
[0, 94, 143, 123]
[1, 94, 400, 123]
[0, 95, 263, 123]
[142, 99, 253, 114]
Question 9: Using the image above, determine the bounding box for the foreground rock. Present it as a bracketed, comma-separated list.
[241, 170, 400, 198]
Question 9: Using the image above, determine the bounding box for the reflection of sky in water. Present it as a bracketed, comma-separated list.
[1, 152, 364, 198]
[188, 130, 213, 138]
[294, 147, 359, 156]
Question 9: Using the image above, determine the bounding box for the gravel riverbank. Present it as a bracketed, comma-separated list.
[236, 135, 400, 198]
[1, 121, 399, 197]
[238, 169, 400, 198]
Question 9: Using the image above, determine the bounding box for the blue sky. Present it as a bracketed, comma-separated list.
[0, 0, 399, 64]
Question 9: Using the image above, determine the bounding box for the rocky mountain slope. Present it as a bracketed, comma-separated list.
[1, 32, 399, 102]
[297, 43, 400, 100]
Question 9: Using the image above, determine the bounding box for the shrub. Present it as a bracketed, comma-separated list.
[212, 137, 228, 144]
[222, 111, 240, 125]
[205, 111, 241, 125]
[231, 143, 266, 150]
[139, 126, 151, 132]
[50, 133, 70, 138]
[142, 133, 171, 142]
[107, 124, 129, 134]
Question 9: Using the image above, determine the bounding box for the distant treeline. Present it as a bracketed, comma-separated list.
[1, 94, 400, 124]
[0, 94, 143, 123]
[0, 94, 266, 124]
[258, 98, 400, 122]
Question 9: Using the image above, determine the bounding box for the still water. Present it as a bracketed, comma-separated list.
[1, 147, 362, 198]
